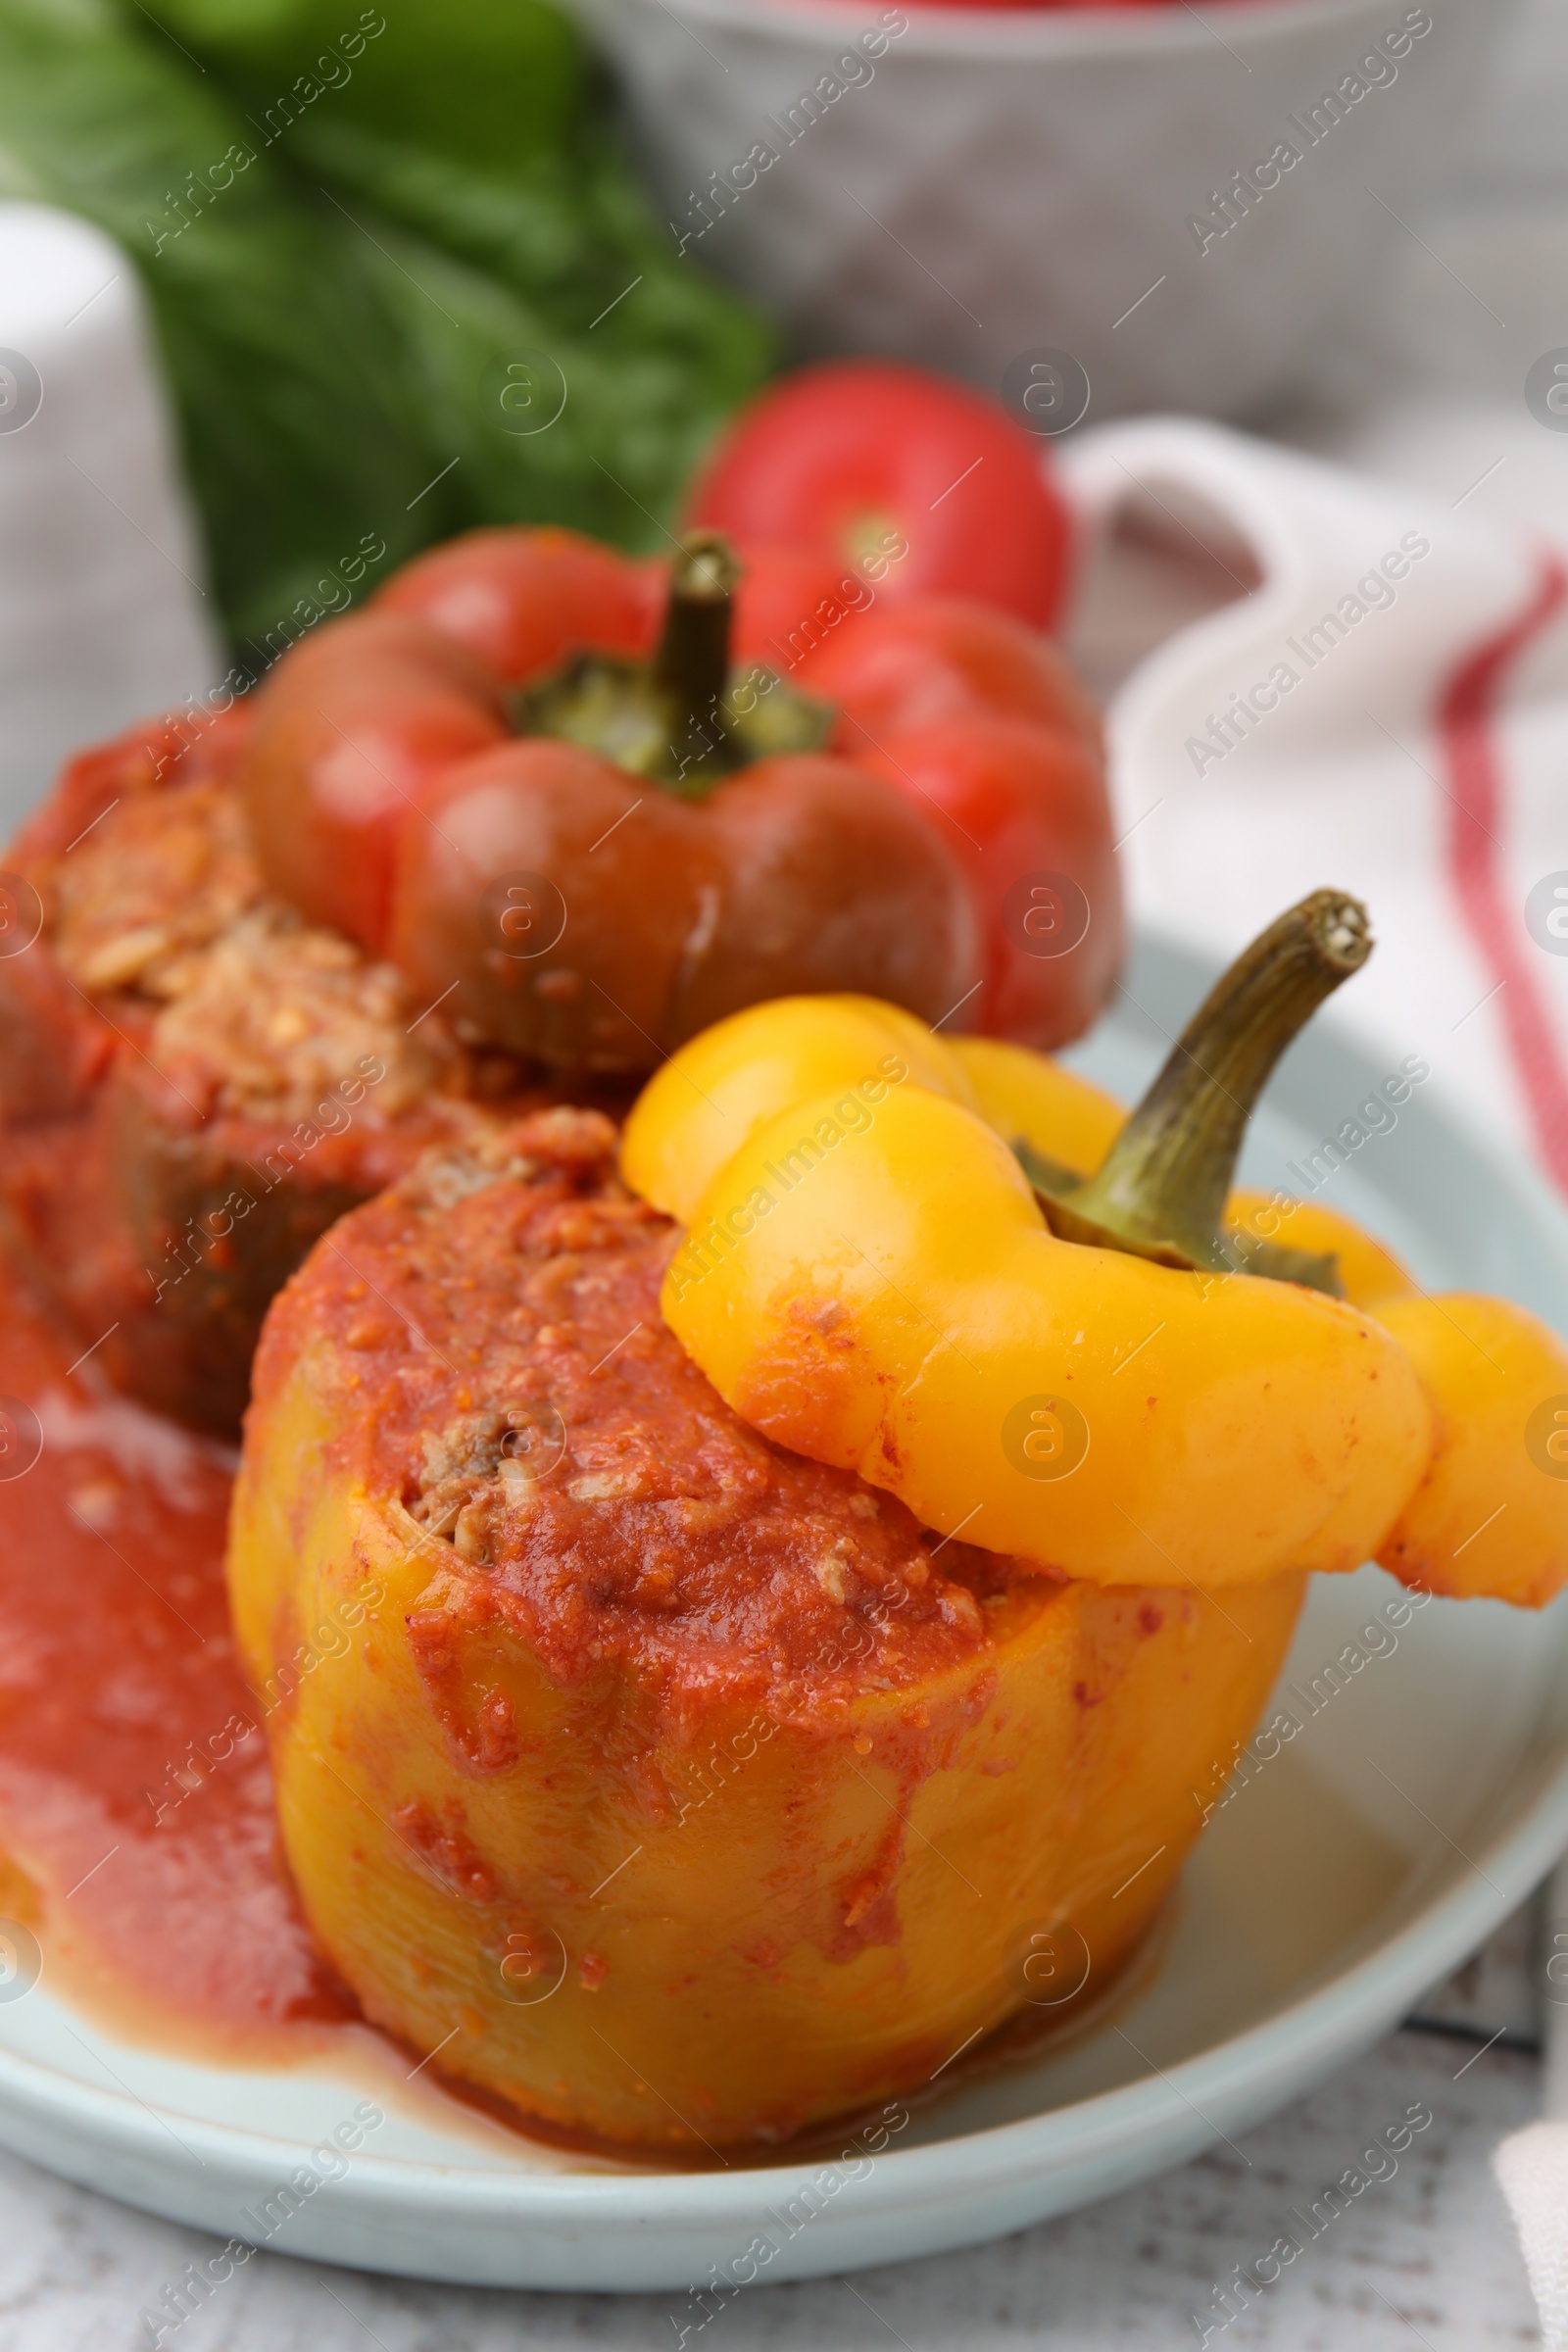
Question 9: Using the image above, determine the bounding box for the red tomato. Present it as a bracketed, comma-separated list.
[898, 1, 1233, 8]
[858, 714, 1121, 1050]
[685, 361, 1073, 631]
[901, 2, 1160, 9]
[377, 525, 662, 683]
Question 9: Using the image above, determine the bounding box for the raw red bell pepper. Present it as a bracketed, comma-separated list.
[242, 614, 510, 956]
[379, 525, 664, 682]
[240, 519, 1119, 1070]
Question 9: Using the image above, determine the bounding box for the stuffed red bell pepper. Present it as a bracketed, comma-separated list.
[241, 521, 1120, 1070]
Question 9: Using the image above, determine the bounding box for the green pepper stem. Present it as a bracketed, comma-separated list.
[654, 532, 741, 762]
[514, 529, 832, 794]
[1033, 891, 1371, 1286]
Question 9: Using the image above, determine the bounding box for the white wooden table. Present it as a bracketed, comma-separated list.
[0, 2020, 1539, 2350]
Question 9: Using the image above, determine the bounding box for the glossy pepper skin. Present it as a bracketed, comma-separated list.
[651, 1076, 1431, 1591]
[628, 909, 1424, 1592]
[802, 607, 1119, 1047]
[1015, 1083, 1568, 1610]
[238, 611, 510, 956]
[241, 523, 1118, 1070]
[1365, 1295, 1568, 1606]
[386, 742, 975, 1077]
[938, 1039, 1568, 1607]
[228, 1110, 1305, 2150]
[626, 959, 1568, 1610]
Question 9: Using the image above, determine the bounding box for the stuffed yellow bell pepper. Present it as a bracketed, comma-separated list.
[227, 1104, 1304, 2150]
[226, 889, 1567, 2157]
[624, 893, 1568, 1606]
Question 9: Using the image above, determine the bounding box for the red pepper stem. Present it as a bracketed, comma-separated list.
[1036, 891, 1372, 1279]
[654, 532, 741, 750]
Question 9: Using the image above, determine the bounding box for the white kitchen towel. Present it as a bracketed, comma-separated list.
[1059, 417, 1568, 1196]
[0, 202, 219, 833]
[1496, 2122, 1568, 2352]
[1493, 1856, 1568, 2347]
[1070, 417, 1568, 2337]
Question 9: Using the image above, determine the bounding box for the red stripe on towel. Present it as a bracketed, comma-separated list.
[1438, 550, 1568, 1191]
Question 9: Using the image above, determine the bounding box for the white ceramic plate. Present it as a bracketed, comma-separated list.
[0, 928, 1565, 2292]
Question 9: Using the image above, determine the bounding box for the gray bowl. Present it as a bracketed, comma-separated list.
[570, 0, 1513, 421]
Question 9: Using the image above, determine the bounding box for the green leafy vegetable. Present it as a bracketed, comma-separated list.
[0, 0, 772, 653]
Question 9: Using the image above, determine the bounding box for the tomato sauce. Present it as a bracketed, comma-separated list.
[0, 1092, 1010, 2066]
[0, 1255, 354, 2049]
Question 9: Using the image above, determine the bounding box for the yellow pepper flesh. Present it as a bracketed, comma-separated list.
[947, 1034, 1126, 1176]
[1225, 1207, 1568, 1606]
[660, 1081, 1433, 1590]
[1226, 1193, 1417, 1309]
[622, 994, 973, 1225]
[627, 985, 1568, 1609]
[1370, 1292, 1568, 1605]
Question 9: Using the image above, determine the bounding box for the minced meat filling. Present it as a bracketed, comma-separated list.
[147, 906, 457, 1124]
[41, 776, 473, 1125]
[48, 778, 262, 995]
[280, 1108, 1037, 1705]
